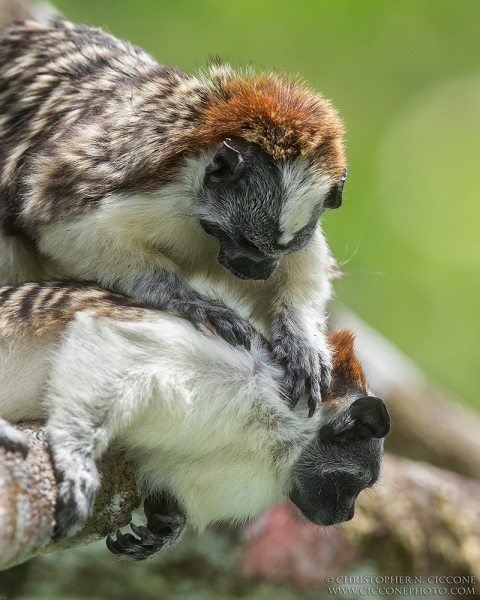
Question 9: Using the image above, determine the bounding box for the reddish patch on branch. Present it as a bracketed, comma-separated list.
[241, 500, 356, 586]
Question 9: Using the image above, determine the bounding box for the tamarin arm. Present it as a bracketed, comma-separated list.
[248, 231, 333, 415]
[130, 269, 252, 349]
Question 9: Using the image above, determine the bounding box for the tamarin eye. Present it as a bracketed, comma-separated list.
[323, 167, 347, 210]
[205, 140, 245, 183]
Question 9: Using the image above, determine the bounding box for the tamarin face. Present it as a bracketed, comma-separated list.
[289, 331, 390, 525]
[197, 138, 347, 281]
[289, 397, 389, 525]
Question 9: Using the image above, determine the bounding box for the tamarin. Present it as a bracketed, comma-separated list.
[0, 281, 390, 560]
[0, 19, 347, 415]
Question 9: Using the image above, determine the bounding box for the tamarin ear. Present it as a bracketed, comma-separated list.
[321, 396, 390, 443]
[205, 139, 245, 183]
[323, 167, 347, 210]
[347, 396, 391, 439]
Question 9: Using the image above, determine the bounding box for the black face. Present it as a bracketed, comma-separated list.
[289, 396, 390, 526]
[197, 138, 343, 281]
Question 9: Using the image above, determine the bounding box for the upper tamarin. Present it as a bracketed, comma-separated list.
[0, 18, 346, 414]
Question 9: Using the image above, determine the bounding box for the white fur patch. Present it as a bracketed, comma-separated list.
[35, 155, 217, 290]
[279, 160, 332, 244]
[6, 306, 318, 531]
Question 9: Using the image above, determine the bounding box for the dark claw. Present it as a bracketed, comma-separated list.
[152, 514, 180, 526]
[215, 322, 238, 347]
[105, 523, 177, 561]
[106, 533, 123, 555]
[307, 393, 317, 418]
[283, 365, 295, 393]
[233, 323, 252, 350]
[204, 306, 252, 351]
[272, 332, 332, 417]
[119, 532, 139, 546]
[130, 522, 153, 541]
[180, 300, 252, 351]
[231, 323, 251, 350]
[308, 376, 322, 418]
[235, 326, 251, 351]
[319, 359, 331, 399]
[291, 375, 306, 405]
[106, 528, 140, 555]
[105, 494, 187, 561]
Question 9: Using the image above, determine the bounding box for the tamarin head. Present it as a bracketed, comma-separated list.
[193, 68, 347, 281]
[0, 17, 345, 285]
[289, 330, 390, 525]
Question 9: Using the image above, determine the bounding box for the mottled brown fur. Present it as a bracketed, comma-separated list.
[0, 281, 156, 336]
[194, 70, 345, 175]
[0, 19, 345, 233]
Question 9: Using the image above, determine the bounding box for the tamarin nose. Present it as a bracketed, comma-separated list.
[237, 258, 263, 278]
[230, 256, 278, 280]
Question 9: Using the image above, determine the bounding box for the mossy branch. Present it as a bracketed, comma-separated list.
[0, 423, 140, 570]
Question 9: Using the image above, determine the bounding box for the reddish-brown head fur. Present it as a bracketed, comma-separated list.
[195, 68, 346, 178]
[325, 330, 367, 401]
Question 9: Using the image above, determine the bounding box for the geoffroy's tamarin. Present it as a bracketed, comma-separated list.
[0, 19, 347, 415]
[0, 282, 389, 560]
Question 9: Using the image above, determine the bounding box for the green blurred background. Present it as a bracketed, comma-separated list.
[53, 0, 480, 411]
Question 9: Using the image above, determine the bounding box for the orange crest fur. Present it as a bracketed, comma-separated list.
[326, 330, 367, 400]
[196, 67, 346, 178]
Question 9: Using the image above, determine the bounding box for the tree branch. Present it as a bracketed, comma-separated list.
[0, 423, 139, 570]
